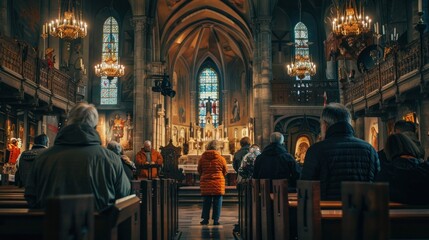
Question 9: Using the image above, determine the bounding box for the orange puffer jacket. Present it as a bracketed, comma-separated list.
[197, 150, 227, 196]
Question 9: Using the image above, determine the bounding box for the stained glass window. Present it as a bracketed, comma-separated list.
[198, 68, 219, 128]
[294, 22, 311, 80]
[100, 17, 119, 105]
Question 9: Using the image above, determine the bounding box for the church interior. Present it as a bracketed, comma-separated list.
[1, 0, 429, 239]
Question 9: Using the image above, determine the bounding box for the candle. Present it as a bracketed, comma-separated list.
[418, 0, 423, 12]
[382, 25, 385, 35]
[43, 25, 46, 35]
[80, 58, 83, 68]
[394, 27, 396, 37]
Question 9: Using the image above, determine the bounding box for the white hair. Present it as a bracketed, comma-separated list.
[270, 132, 284, 144]
[67, 102, 99, 128]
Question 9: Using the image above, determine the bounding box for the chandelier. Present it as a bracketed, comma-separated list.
[94, 51, 125, 80]
[94, 17, 125, 80]
[286, 0, 316, 80]
[44, 0, 88, 41]
[331, 0, 372, 36]
[287, 54, 317, 80]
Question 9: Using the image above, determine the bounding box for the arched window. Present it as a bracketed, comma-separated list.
[198, 68, 219, 128]
[294, 22, 311, 80]
[100, 17, 119, 105]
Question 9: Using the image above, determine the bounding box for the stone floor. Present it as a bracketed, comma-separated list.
[178, 203, 238, 240]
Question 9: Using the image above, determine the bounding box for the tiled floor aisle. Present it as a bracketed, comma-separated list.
[179, 204, 238, 240]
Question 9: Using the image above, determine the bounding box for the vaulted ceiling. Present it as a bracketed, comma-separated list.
[156, 0, 253, 74]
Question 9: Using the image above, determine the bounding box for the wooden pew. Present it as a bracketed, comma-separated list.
[297, 180, 429, 239]
[251, 179, 261, 240]
[0, 187, 27, 208]
[341, 181, 389, 240]
[132, 178, 179, 240]
[272, 179, 289, 240]
[0, 195, 140, 240]
[0, 185, 24, 193]
[132, 179, 153, 240]
[95, 194, 140, 240]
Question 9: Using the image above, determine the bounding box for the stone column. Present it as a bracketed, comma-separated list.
[253, 17, 272, 147]
[131, 15, 147, 157]
[190, 90, 196, 126]
[0, 0, 9, 36]
[354, 117, 365, 140]
[222, 90, 228, 137]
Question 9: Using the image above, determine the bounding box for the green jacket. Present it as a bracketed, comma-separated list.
[25, 123, 131, 211]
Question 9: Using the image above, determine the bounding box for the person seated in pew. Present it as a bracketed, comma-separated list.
[252, 132, 301, 190]
[107, 140, 136, 181]
[16, 134, 49, 188]
[378, 120, 425, 164]
[301, 103, 380, 200]
[25, 102, 131, 211]
[376, 133, 429, 204]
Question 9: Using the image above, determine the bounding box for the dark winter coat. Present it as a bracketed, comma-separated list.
[301, 121, 380, 200]
[376, 156, 429, 204]
[198, 150, 227, 196]
[25, 124, 131, 211]
[18, 145, 47, 188]
[252, 143, 301, 188]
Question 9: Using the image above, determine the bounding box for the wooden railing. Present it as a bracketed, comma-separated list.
[0, 36, 77, 102]
[343, 32, 429, 104]
[271, 80, 340, 105]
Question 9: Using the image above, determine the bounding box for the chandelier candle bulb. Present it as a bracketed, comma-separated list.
[419, 0, 423, 12]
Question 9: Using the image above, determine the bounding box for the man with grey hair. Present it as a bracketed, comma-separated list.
[301, 103, 379, 200]
[25, 102, 131, 211]
[252, 132, 300, 188]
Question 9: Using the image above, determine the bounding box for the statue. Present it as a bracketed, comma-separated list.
[205, 97, 212, 115]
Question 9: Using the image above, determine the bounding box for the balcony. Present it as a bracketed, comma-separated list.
[342, 32, 429, 111]
[0, 35, 77, 109]
[271, 79, 340, 106]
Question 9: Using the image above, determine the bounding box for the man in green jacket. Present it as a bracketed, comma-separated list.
[25, 102, 131, 211]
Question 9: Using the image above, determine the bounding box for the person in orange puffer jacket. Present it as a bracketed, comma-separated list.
[197, 140, 227, 225]
[135, 140, 163, 179]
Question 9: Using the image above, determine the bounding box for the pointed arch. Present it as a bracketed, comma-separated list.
[197, 59, 220, 128]
[294, 22, 311, 80]
[100, 16, 120, 105]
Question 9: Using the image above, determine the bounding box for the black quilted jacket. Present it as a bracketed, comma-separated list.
[301, 121, 380, 200]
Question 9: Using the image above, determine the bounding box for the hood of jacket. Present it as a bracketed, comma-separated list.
[54, 124, 101, 146]
[325, 121, 355, 139]
[262, 143, 288, 156]
[201, 150, 222, 160]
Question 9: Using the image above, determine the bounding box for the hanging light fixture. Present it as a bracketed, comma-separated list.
[331, 0, 372, 36]
[94, 16, 125, 80]
[286, 0, 316, 80]
[44, 0, 88, 41]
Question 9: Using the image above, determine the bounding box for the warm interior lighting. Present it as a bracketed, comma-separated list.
[287, 54, 317, 80]
[94, 50, 125, 80]
[44, 0, 87, 41]
[331, 0, 372, 36]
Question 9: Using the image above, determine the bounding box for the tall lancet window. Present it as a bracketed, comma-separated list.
[294, 22, 311, 80]
[100, 17, 119, 105]
[198, 68, 219, 128]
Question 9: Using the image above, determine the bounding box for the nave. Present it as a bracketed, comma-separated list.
[179, 204, 237, 240]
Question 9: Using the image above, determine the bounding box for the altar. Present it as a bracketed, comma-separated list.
[178, 155, 236, 185]
[178, 154, 235, 174]
[177, 113, 237, 185]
